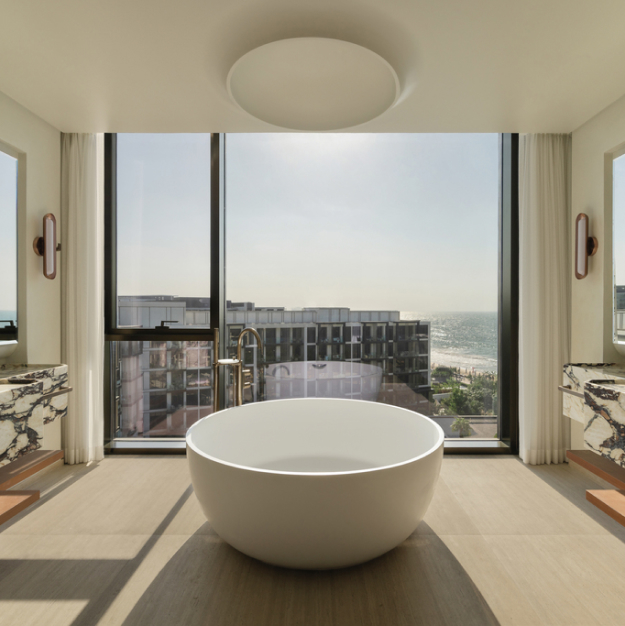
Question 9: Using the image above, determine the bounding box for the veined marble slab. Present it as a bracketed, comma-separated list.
[585, 379, 625, 467]
[0, 364, 68, 466]
[563, 363, 622, 423]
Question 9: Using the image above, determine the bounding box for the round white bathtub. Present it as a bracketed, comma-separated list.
[186, 398, 444, 570]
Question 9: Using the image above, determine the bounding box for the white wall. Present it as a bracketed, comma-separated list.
[0, 90, 61, 448]
[570, 92, 625, 446]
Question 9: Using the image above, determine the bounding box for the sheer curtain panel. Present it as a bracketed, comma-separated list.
[61, 133, 104, 464]
[519, 134, 571, 465]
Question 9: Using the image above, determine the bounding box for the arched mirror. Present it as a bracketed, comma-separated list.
[612, 147, 625, 354]
[0, 142, 18, 356]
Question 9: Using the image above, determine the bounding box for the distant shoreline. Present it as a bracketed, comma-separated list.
[431, 351, 497, 374]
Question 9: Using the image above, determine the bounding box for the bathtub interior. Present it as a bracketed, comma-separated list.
[187, 398, 443, 473]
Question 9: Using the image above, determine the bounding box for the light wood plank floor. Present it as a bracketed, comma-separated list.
[1, 455, 624, 626]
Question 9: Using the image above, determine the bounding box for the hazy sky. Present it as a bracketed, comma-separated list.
[118, 133, 499, 312]
[117, 133, 212, 299]
[0, 150, 17, 314]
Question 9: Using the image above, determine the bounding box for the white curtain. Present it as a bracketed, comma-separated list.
[61, 133, 104, 464]
[519, 134, 571, 465]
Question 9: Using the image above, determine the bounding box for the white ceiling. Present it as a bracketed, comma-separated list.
[1, 0, 625, 133]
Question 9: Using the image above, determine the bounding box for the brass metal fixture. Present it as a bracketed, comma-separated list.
[575, 213, 598, 279]
[236, 328, 263, 407]
[212, 328, 221, 413]
[40, 386, 73, 401]
[211, 327, 264, 412]
[33, 213, 61, 279]
[558, 384, 584, 399]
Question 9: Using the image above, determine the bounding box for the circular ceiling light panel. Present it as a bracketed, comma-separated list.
[227, 38, 400, 131]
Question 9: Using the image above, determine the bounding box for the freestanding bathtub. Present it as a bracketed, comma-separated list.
[186, 398, 444, 570]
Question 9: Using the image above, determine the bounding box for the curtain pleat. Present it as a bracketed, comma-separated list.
[519, 134, 571, 465]
[61, 133, 104, 464]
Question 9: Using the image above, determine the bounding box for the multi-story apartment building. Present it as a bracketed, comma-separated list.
[111, 296, 431, 437]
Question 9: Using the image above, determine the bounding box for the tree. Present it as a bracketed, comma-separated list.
[443, 385, 483, 415]
[451, 416, 472, 437]
[432, 366, 456, 384]
[440, 371, 498, 416]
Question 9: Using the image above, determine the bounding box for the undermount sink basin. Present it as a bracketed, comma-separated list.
[0, 378, 37, 391]
[0, 384, 29, 392]
[586, 379, 625, 390]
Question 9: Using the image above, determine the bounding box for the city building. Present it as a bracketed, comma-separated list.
[112, 296, 431, 437]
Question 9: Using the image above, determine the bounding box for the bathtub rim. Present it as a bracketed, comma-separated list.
[185, 397, 445, 477]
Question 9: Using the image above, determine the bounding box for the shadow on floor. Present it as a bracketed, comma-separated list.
[526, 460, 625, 541]
[120, 521, 499, 626]
[0, 481, 499, 626]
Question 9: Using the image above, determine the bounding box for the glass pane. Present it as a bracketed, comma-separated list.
[109, 340, 214, 438]
[116, 134, 211, 329]
[0, 150, 17, 336]
[225, 134, 499, 439]
[615, 154, 625, 343]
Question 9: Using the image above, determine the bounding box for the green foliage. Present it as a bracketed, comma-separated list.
[444, 385, 481, 415]
[432, 366, 456, 383]
[451, 416, 472, 437]
[437, 371, 498, 416]
[432, 382, 453, 394]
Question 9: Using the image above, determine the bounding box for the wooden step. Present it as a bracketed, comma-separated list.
[566, 450, 625, 490]
[0, 450, 64, 491]
[587, 489, 625, 527]
[0, 491, 39, 526]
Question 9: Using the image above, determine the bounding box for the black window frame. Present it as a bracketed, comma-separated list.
[498, 133, 520, 454]
[104, 133, 223, 343]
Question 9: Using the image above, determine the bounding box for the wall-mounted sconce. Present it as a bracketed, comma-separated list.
[575, 213, 598, 279]
[33, 213, 60, 280]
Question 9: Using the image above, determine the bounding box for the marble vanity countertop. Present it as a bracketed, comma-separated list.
[0, 364, 69, 465]
[0, 378, 45, 407]
[563, 363, 625, 389]
[0, 364, 68, 405]
[562, 363, 622, 425]
[585, 378, 625, 404]
[563, 363, 625, 467]
[584, 379, 625, 465]
[0, 363, 68, 377]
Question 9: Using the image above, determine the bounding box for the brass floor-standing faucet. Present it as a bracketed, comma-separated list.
[212, 327, 264, 412]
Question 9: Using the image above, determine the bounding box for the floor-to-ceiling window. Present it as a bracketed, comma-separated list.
[105, 133, 517, 447]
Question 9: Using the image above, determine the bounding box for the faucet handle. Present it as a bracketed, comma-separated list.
[242, 368, 254, 388]
[216, 358, 240, 366]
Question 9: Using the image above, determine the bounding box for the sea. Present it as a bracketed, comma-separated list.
[0, 310, 17, 331]
[401, 311, 498, 373]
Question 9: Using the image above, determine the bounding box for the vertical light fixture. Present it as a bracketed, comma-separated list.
[575, 213, 598, 279]
[33, 213, 59, 279]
